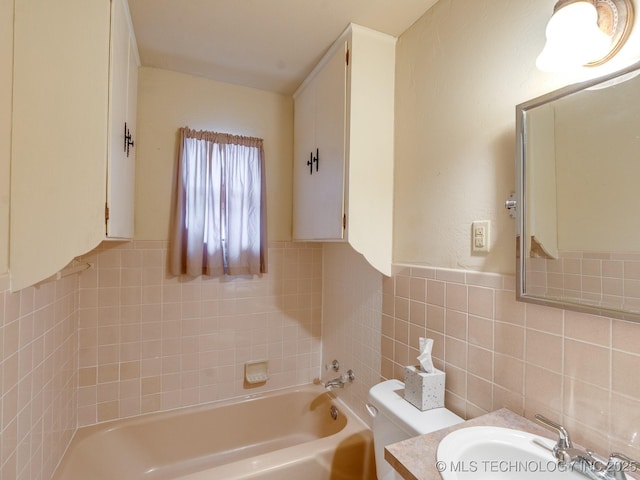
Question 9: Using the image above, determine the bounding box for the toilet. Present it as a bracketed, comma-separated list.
[366, 379, 463, 480]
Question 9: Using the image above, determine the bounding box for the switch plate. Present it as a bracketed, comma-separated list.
[472, 220, 490, 253]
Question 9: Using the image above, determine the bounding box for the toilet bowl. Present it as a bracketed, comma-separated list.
[366, 379, 463, 480]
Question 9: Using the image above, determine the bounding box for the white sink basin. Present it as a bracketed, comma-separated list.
[436, 426, 584, 479]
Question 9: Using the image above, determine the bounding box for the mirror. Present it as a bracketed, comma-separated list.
[516, 61, 640, 322]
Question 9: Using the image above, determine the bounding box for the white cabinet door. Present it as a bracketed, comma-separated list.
[10, 0, 110, 291]
[106, 0, 138, 239]
[292, 43, 347, 241]
[313, 42, 347, 240]
[292, 24, 395, 276]
[9, 0, 139, 290]
[292, 69, 317, 240]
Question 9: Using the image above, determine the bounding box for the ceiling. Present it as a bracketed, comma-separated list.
[127, 0, 439, 95]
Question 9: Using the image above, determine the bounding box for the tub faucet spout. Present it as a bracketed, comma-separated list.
[324, 377, 344, 389]
[324, 370, 355, 390]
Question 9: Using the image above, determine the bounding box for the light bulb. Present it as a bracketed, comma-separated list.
[536, 1, 612, 72]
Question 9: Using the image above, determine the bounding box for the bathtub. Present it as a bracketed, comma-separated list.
[53, 384, 376, 480]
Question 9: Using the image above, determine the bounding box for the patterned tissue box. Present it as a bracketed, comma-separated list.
[403, 365, 445, 411]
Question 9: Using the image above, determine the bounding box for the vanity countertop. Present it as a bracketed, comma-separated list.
[384, 408, 558, 480]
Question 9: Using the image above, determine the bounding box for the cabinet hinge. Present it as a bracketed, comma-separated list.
[343, 213, 346, 229]
[346, 48, 349, 66]
[105, 203, 110, 223]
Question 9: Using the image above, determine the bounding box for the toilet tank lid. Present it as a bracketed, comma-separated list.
[368, 379, 463, 435]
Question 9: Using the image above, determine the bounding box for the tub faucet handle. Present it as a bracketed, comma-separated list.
[325, 360, 340, 372]
[343, 369, 355, 383]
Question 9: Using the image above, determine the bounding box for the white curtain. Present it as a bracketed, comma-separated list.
[170, 128, 267, 276]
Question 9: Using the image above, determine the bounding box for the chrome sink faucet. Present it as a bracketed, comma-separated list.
[535, 414, 640, 480]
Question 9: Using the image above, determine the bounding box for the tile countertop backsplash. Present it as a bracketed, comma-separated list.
[381, 264, 640, 459]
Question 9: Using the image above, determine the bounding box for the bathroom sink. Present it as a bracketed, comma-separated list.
[436, 426, 584, 479]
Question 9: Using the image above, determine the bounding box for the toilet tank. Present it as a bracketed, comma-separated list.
[367, 379, 463, 480]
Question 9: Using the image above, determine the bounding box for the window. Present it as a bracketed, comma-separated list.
[169, 128, 267, 276]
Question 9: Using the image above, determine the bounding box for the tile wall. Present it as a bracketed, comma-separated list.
[0, 273, 78, 480]
[321, 244, 383, 423]
[527, 251, 640, 313]
[7, 238, 640, 480]
[382, 264, 640, 458]
[76, 241, 323, 425]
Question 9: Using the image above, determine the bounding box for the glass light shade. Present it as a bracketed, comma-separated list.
[536, 1, 613, 72]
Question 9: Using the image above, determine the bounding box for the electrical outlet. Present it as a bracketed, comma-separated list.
[472, 220, 490, 253]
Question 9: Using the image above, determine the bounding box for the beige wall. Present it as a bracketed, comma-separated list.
[393, 0, 640, 274]
[135, 67, 293, 242]
[0, 0, 13, 274]
[555, 85, 640, 252]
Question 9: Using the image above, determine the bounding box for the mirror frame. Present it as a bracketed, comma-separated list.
[515, 60, 640, 322]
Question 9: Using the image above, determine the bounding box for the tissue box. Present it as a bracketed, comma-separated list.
[403, 365, 445, 411]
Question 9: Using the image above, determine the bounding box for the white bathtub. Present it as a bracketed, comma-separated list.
[53, 384, 375, 480]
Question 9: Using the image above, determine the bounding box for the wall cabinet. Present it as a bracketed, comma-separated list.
[292, 24, 396, 276]
[10, 0, 139, 290]
[107, 0, 139, 239]
[293, 44, 347, 240]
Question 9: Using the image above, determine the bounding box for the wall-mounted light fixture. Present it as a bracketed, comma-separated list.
[537, 0, 634, 72]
